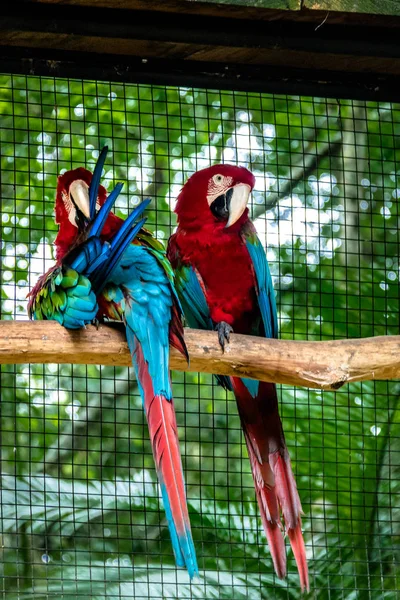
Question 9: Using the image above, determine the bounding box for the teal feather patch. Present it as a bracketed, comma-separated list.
[241, 377, 260, 398]
[243, 229, 278, 340]
[111, 244, 173, 399]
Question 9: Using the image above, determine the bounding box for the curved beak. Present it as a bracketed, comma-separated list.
[69, 180, 90, 219]
[225, 183, 251, 228]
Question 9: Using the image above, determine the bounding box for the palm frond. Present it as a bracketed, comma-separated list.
[0, 471, 159, 535]
[7, 559, 301, 600]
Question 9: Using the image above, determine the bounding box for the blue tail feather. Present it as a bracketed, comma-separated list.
[159, 482, 199, 578]
[64, 197, 148, 323]
[109, 198, 151, 252]
[69, 158, 151, 293]
[159, 482, 185, 568]
[89, 145, 108, 220]
[90, 182, 124, 238]
[91, 202, 150, 293]
[84, 244, 110, 276]
[94, 217, 147, 291]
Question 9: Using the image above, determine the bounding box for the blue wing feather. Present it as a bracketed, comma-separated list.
[89, 145, 108, 220]
[238, 226, 278, 397]
[177, 265, 213, 331]
[243, 230, 278, 340]
[174, 263, 233, 391]
[89, 182, 124, 238]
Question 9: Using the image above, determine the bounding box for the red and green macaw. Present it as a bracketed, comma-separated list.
[167, 164, 308, 591]
[28, 148, 198, 578]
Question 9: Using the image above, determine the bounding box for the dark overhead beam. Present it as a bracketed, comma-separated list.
[2, 4, 400, 57]
[2, 47, 399, 102]
[1, 2, 400, 100]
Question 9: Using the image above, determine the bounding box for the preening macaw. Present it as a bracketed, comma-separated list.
[28, 148, 198, 578]
[167, 164, 309, 591]
[28, 157, 148, 329]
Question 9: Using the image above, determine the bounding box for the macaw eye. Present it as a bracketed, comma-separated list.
[213, 174, 223, 185]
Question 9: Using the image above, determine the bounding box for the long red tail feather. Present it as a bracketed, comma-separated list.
[288, 520, 309, 593]
[246, 436, 286, 579]
[231, 377, 309, 592]
[135, 342, 198, 577]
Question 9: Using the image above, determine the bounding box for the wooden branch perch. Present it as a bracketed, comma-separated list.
[1, 321, 400, 390]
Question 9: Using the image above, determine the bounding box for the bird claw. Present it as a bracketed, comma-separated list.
[92, 318, 100, 330]
[215, 321, 233, 352]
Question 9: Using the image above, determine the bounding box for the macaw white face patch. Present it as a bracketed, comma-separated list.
[206, 174, 234, 205]
[62, 189, 77, 227]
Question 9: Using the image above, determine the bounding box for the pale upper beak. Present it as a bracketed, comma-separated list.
[69, 180, 90, 219]
[225, 183, 251, 228]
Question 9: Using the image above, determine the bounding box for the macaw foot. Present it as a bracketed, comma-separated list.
[92, 318, 100, 330]
[215, 321, 233, 352]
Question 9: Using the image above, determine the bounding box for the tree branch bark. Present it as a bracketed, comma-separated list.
[1, 320, 400, 390]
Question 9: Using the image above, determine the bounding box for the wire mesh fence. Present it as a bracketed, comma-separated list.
[0, 74, 399, 599]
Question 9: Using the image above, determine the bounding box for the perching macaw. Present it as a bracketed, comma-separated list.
[28, 148, 198, 578]
[28, 153, 148, 329]
[167, 164, 308, 591]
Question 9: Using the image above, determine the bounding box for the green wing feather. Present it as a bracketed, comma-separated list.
[138, 231, 185, 315]
[28, 265, 98, 329]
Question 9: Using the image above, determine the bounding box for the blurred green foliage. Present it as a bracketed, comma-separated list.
[0, 74, 399, 599]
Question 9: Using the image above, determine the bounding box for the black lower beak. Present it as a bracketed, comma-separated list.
[71, 193, 89, 230]
[75, 210, 89, 230]
[210, 187, 234, 221]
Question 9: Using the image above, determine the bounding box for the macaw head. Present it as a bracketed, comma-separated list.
[175, 164, 255, 230]
[54, 167, 107, 260]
